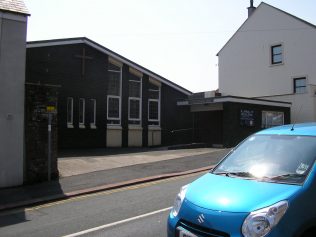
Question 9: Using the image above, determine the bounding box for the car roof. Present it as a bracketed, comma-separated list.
[257, 123, 316, 136]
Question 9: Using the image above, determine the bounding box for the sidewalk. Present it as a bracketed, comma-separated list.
[0, 148, 229, 211]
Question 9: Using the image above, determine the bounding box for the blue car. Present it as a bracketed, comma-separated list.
[168, 123, 316, 237]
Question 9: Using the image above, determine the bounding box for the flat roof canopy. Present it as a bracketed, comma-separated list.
[177, 95, 291, 112]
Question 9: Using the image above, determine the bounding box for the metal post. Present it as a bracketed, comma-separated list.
[48, 113, 52, 181]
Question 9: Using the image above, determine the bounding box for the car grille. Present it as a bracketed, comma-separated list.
[177, 219, 230, 237]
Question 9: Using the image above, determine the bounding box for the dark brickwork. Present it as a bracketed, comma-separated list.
[222, 102, 291, 147]
[141, 75, 149, 147]
[161, 84, 192, 146]
[121, 64, 129, 147]
[26, 44, 108, 149]
[25, 83, 59, 183]
[26, 43, 192, 149]
[193, 111, 223, 146]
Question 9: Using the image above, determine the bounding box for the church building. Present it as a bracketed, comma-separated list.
[26, 37, 192, 149]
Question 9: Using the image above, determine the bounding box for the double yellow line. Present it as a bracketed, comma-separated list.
[24, 171, 205, 212]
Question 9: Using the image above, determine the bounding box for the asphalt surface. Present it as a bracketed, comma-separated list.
[0, 172, 202, 237]
[0, 148, 229, 211]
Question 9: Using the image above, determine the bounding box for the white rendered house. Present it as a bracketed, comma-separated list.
[218, 2, 316, 123]
[0, 0, 29, 187]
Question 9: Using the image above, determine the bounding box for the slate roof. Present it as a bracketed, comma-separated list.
[27, 37, 192, 96]
[0, 0, 29, 15]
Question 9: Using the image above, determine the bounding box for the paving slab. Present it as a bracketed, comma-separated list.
[0, 148, 230, 211]
[58, 148, 219, 177]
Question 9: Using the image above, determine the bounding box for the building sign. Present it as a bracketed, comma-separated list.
[240, 109, 255, 127]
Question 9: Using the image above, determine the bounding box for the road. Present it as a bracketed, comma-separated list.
[0, 172, 206, 237]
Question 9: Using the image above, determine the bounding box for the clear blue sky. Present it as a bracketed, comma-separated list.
[24, 0, 316, 93]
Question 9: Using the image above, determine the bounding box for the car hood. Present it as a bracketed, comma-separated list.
[185, 173, 301, 213]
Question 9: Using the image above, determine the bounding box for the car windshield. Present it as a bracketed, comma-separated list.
[213, 134, 316, 184]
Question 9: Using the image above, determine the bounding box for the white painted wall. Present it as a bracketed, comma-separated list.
[0, 12, 27, 187]
[128, 126, 143, 147]
[261, 85, 316, 123]
[106, 126, 122, 147]
[218, 3, 316, 123]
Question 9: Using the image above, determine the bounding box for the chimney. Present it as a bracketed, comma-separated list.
[247, 0, 256, 17]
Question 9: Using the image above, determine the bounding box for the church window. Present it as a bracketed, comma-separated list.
[107, 61, 122, 125]
[90, 99, 96, 128]
[79, 98, 85, 128]
[148, 82, 160, 126]
[128, 71, 142, 124]
[67, 97, 73, 127]
[108, 96, 120, 121]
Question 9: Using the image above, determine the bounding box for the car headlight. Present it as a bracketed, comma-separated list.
[242, 201, 288, 237]
[171, 185, 189, 217]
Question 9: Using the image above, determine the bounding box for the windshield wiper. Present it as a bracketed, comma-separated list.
[214, 171, 255, 179]
[268, 173, 306, 180]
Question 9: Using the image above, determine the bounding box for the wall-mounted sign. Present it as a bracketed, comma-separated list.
[240, 109, 255, 127]
[46, 105, 56, 113]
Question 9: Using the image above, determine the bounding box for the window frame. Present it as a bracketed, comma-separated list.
[79, 98, 85, 128]
[148, 99, 160, 122]
[90, 99, 96, 128]
[271, 44, 283, 65]
[107, 59, 122, 125]
[293, 77, 307, 94]
[67, 97, 74, 128]
[107, 95, 121, 123]
[262, 111, 284, 128]
[128, 70, 142, 125]
[128, 97, 141, 122]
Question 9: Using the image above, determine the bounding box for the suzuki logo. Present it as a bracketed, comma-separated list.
[197, 214, 205, 224]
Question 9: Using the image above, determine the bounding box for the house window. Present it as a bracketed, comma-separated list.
[107, 61, 122, 125]
[262, 111, 284, 128]
[90, 99, 96, 128]
[128, 72, 142, 124]
[271, 44, 283, 65]
[294, 77, 307, 94]
[148, 82, 160, 126]
[79, 98, 85, 128]
[67, 97, 73, 127]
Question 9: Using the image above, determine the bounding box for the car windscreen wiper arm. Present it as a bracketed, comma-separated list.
[214, 171, 255, 178]
[268, 173, 306, 180]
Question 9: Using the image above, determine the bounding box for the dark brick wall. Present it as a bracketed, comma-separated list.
[161, 85, 192, 146]
[193, 111, 223, 145]
[26, 44, 108, 148]
[25, 83, 58, 183]
[142, 75, 149, 147]
[121, 64, 129, 147]
[222, 102, 291, 147]
[26, 44, 192, 149]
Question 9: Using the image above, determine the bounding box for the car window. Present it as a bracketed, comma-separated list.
[213, 134, 316, 184]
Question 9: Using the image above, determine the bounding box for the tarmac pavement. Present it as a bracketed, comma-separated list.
[0, 147, 230, 211]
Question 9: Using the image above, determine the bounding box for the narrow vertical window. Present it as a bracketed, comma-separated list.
[128, 71, 142, 125]
[107, 61, 122, 125]
[294, 77, 307, 94]
[90, 99, 96, 128]
[79, 98, 85, 128]
[271, 44, 283, 65]
[67, 97, 73, 128]
[148, 81, 160, 126]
